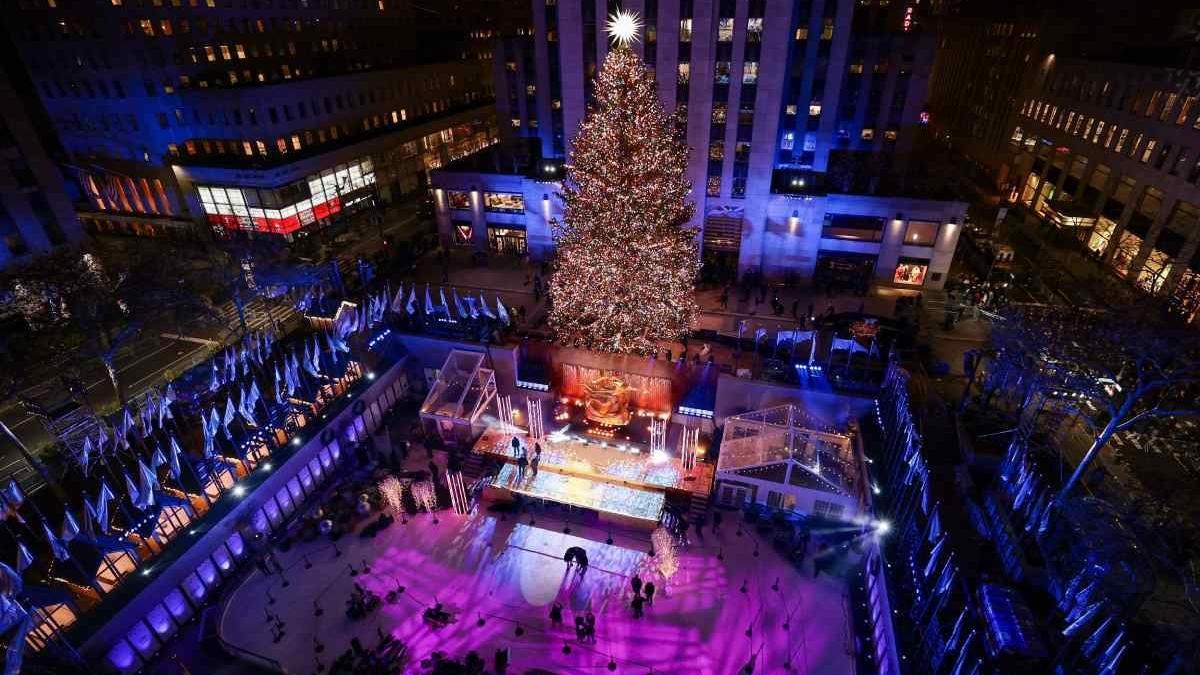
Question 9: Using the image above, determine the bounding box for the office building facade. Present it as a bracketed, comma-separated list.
[0, 39, 84, 269]
[433, 0, 966, 290]
[5, 0, 511, 240]
[1009, 54, 1200, 322]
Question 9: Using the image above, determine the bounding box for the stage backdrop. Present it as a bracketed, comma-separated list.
[560, 362, 673, 413]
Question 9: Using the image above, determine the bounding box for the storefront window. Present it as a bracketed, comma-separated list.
[1136, 248, 1172, 293]
[1034, 180, 1056, 216]
[1170, 269, 1200, 323]
[822, 214, 885, 242]
[482, 192, 524, 213]
[902, 220, 939, 247]
[893, 258, 929, 285]
[487, 225, 527, 255]
[446, 190, 471, 209]
[452, 221, 473, 246]
[1087, 216, 1116, 255]
[1020, 173, 1040, 207]
[1111, 231, 1143, 277]
[197, 156, 374, 235]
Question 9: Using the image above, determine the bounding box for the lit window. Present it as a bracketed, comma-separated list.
[821, 19, 834, 40]
[742, 62, 758, 85]
[511, 118, 521, 127]
[809, 102, 822, 116]
[679, 19, 692, 42]
[677, 62, 690, 85]
[139, 19, 154, 37]
[884, 129, 898, 141]
[861, 128, 875, 140]
[795, 27, 809, 40]
[159, 19, 173, 36]
[715, 62, 731, 85]
[256, 140, 267, 156]
[707, 176, 721, 196]
[526, 84, 536, 96]
[1140, 138, 1157, 163]
[236, 44, 246, 59]
[903, 220, 939, 246]
[277, 138, 288, 154]
[291, 135, 302, 151]
[167, 143, 179, 156]
[718, 18, 734, 42]
[220, 45, 232, 60]
[780, 131, 794, 151]
[746, 18, 763, 42]
[849, 63, 863, 74]
[204, 46, 216, 62]
[709, 141, 724, 160]
[786, 104, 797, 115]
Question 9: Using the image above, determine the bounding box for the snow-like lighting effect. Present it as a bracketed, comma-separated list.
[606, 10, 641, 46]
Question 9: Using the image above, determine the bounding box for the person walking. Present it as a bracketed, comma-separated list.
[574, 616, 586, 642]
[630, 574, 642, 598]
[719, 286, 730, 309]
[530, 453, 539, 478]
[585, 611, 596, 642]
[643, 582, 656, 606]
[510, 436, 522, 457]
[549, 602, 564, 626]
[516, 453, 528, 481]
[631, 594, 644, 618]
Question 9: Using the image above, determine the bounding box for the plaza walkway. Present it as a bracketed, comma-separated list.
[219, 447, 857, 674]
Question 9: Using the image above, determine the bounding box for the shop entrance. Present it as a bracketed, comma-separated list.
[703, 211, 744, 284]
[814, 251, 876, 294]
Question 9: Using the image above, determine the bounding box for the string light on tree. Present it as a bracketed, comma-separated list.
[549, 27, 700, 355]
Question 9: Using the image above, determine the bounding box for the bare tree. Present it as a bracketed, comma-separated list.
[986, 304, 1200, 500]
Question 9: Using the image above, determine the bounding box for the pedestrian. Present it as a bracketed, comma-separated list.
[574, 616, 586, 642]
[585, 611, 596, 642]
[631, 574, 642, 597]
[549, 602, 563, 626]
[712, 510, 723, 534]
[631, 594, 644, 618]
[719, 286, 729, 309]
[530, 453, 539, 478]
[510, 436, 522, 457]
[643, 582, 655, 605]
[516, 453, 527, 481]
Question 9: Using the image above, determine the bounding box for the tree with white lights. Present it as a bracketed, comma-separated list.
[651, 527, 679, 587]
[549, 12, 700, 355]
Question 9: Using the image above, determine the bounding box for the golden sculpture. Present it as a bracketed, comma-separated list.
[583, 375, 634, 426]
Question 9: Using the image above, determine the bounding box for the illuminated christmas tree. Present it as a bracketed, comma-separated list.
[549, 13, 700, 355]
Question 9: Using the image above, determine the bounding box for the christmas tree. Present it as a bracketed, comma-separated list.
[549, 13, 700, 355]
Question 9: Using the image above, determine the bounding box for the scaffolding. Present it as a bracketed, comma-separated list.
[717, 404, 858, 498]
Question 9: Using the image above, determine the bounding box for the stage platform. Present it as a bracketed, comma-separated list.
[472, 427, 714, 498]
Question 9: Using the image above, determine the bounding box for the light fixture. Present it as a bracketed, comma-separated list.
[232, 485, 246, 497]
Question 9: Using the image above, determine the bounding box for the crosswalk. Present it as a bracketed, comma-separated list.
[213, 296, 300, 334]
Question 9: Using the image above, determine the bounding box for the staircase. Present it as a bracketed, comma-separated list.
[687, 490, 711, 525]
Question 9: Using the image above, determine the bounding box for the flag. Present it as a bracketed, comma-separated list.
[210, 363, 221, 392]
[80, 437, 93, 474]
[165, 383, 177, 403]
[16, 541, 34, 573]
[496, 296, 510, 325]
[168, 437, 184, 480]
[465, 295, 478, 319]
[98, 480, 115, 505]
[61, 511, 81, 542]
[137, 460, 158, 505]
[151, 446, 167, 470]
[390, 284, 405, 313]
[452, 288, 467, 318]
[200, 417, 215, 459]
[406, 286, 417, 315]
[238, 386, 256, 425]
[41, 520, 69, 561]
[122, 407, 137, 438]
[424, 283, 434, 314]
[479, 291, 496, 319]
[84, 499, 106, 536]
[754, 327, 768, 343]
[5, 480, 24, 507]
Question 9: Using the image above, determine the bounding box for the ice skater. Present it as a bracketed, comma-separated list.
[643, 582, 656, 606]
[516, 453, 528, 481]
[630, 574, 642, 597]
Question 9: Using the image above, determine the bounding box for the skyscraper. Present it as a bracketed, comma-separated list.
[0, 31, 84, 269]
[3, 0, 515, 241]
[433, 0, 967, 289]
